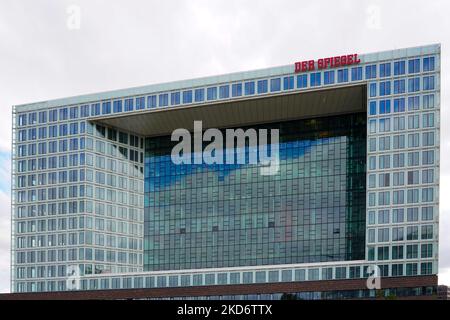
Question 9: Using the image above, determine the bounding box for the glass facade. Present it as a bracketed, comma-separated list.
[144, 114, 367, 271]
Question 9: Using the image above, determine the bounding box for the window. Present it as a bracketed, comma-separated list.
[393, 209, 404, 223]
[219, 85, 229, 99]
[392, 245, 404, 259]
[69, 107, 78, 119]
[159, 94, 169, 107]
[365, 65, 377, 79]
[102, 102, 111, 114]
[324, 71, 335, 85]
[310, 72, 321, 86]
[182, 90, 193, 103]
[378, 191, 390, 206]
[207, 87, 217, 101]
[423, 113, 434, 128]
[421, 225, 433, 240]
[408, 115, 419, 129]
[379, 100, 391, 114]
[380, 81, 391, 96]
[145, 95, 156, 109]
[422, 207, 434, 221]
[369, 83, 376, 97]
[423, 57, 435, 72]
[171, 92, 180, 105]
[244, 82, 255, 95]
[421, 244, 433, 258]
[392, 228, 404, 242]
[337, 69, 348, 83]
[394, 61, 405, 75]
[423, 94, 435, 109]
[422, 150, 434, 165]
[270, 78, 281, 92]
[393, 79, 405, 94]
[408, 78, 420, 92]
[124, 98, 134, 111]
[232, 84, 242, 97]
[394, 98, 405, 112]
[113, 100, 123, 112]
[423, 76, 435, 91]
[136, 97, 146, 109]
[379, 118, 390, 132]
[408, 96, 420, 111]
[91, 103, 100, 116]
[297, 74, 307, 88]
[80, 105, 89, 117]
[283, 76, 294, 90]
[406, 245, 418, 259]
[351, 67, 362, 81]
[369, 101, 377, 116]
[379, 63, 391, 77]
[195, 88, 205, 101]
[257, 80, 268, 93]
[408, 59, 420, 73]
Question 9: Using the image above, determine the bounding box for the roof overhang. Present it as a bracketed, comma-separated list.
[91, 84, 366, 137]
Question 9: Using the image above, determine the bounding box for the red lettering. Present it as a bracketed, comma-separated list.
[294, 54, 360, 72]
[347, 54, 354, 65]
[341, 55, 347, 66]
[295, 62, 301, 73]
[354, 53, 361, 63]
[334, 56, 341, 67]
[301, 61, 308, 72]
[308, 60, 315, 71]
[317, 59, 324, 69]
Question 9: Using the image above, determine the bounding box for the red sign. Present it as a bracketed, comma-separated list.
[295, 54, 361, 73]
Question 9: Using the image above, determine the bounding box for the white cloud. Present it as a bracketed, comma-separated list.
[1, 0, 450, 293]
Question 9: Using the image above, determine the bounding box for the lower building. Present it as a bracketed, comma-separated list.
[9, 44, 440, 299]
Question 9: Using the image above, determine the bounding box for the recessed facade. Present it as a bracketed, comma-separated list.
[10, 44, 440, 299]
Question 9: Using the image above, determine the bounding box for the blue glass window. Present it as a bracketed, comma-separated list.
[49, 125, 57, 138]
[69, 122, 78, 135]
[297, 74, 307, 88]
[408, 78, 420, 92]
[337, 69, 348, 83]
[379, 81, 391, 96]
[124, 99, 134, 112]
[423, 57, 435, 72]
[207, 87, 217, 101]
[394, 98, 405, 113]
[369, 101, 377, 116]
[408, 96, 420, 111]
[310, 72, 321, 86]
[394, 61, 406, 75]
[369, 83, 377, 97]
[69, 107, 78, 119]
[147, 96, 157, 108]
[257, 79, 268, 94]
[49, 109, 58, 122]
[136, 97, 146, 110]
[28, 128, 36, 140]
[59, 108, 68, 121]
[159, 94, 169, 107]
[380, 63, 391, 77]
[270, 78, 281, 92]
[219, 85, 229, 99]
[91, 103, 100, 116]
[38, 111, 47, 124]
[423, 76, 435, 91]
[244, 82, 255, 95]
[365, 65, 377, 79]
[195, 89, 204, 102]
[351, 67, 362, 81]
[113, 100, 122, 113]
[171, 92, 180, 105]
[379, 100, 391, 114]
[408, 59, 420, 74]
[59, 124, 68, 136]
[28, 112, 37, 125]
[182, 90, 193, 104]
[324, 71, 335, 85]
[394, 79, 405, 94]
[231, 84, 242, 97]
[283, 76, 294, 90]
[102, 102, 111, 114]
[79, 105, 88, 118]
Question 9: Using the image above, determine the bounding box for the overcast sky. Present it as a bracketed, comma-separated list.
[0, 0, 449, 293]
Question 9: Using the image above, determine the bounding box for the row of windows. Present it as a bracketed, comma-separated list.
[368, 207, 434, 225]
[367, 244, 434, 261]
[368, 94, 435, 115]
[16, 56, 436, 128]
[16, 231, 142, 250]
[16, 202, 142, 220]
[15, 249, 141, 265]
[368, 225, 434, 243]
[369, 151, 436, 171]
[368, 115, 435, 134]
[368, 188, 435, 207]
[369, 135, 436, 152]
[368, 76, 436, 98]
[14, 261, 435, 293]
[368, 169, 435, 189]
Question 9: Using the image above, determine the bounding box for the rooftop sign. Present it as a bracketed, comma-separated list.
[294, 54, 361, 73]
